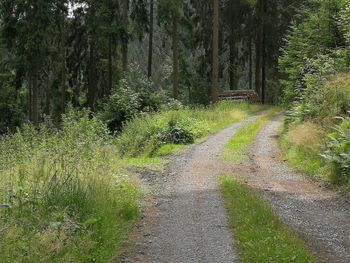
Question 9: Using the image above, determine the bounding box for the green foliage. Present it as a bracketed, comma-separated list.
[280, 1, 350, 189]
[220, 175, 316, 263]
[280, 0, 350, 106]
[99, 65, 169, 132]
[117, 101, 261, 157]
[0, 109, 139, 262]
[322, 117, 350, 187]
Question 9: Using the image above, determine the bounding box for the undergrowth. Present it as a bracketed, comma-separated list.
[281, 71, 350, 189]
[0, 110, 139, 262]
[220, 175, 316, 263]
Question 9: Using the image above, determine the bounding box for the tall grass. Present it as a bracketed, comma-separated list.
[0, 110, 139, 262]
[280, 122, 325, 177]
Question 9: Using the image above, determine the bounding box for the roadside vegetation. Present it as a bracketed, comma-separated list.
[223, 108, 280, 163]
[0, 110, 140, 262]
[118, 101, 264, 157]
[0, 101, 259, 262]
[280, 1, 350, 190]
[220, 175, 316, 263]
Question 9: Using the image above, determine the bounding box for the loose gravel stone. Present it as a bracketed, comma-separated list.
[242, 116, 350, 263]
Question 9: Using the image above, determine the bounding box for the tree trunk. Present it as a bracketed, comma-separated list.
[249, 38, 253, 90]
[122, 0, 129, 73]
[229, 35, 235, 90]
[45, 69, 54, 116]
[255, 0, 263, 100]
[148, 0, 154, 78]
[108, 35, 113, 94]
[262, 27, 266, 104]
[61, 51, 66, 114]
[172, 15, 179, 99]
[212, 0, 219, 102]
[88, 40, 97, 110]
[32, 74, 39, 125]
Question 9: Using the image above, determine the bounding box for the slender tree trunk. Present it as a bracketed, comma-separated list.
[45, 69, 53, 115]
[172, 15, 180, 99]
[148, 0, 154, 78]
[28, 75, 33, 122]
[88, 40, 97, 110]
[122, 0, 129, 73]
[61, 51, 66, 114]
[262, 28, 266, 104]
[32, 74, 39, 125]
[212, 0, 219, 102]
[249, 38, 253, 90]
[219, 3, 224, 80]
[255, 0, 263, 100]
[108, 35, 113, 94]
[229, 35, 235, 90]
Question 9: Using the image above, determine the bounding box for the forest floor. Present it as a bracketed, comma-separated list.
[121, 115, 350, 263]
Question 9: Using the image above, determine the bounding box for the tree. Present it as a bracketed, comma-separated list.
[212, 0, 219, 102]
[158, 0, 184, 99]
[148, 0, 154, 78]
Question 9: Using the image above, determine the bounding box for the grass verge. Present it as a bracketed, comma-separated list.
[223, 108, 280, 163]
[279, 121, 326, 177]
[220, 175, 316, 263]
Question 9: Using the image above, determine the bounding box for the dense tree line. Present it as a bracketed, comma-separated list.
[0, 0, 305, 133]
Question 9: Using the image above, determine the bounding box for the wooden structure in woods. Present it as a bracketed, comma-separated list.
[218, 90, 260, 103]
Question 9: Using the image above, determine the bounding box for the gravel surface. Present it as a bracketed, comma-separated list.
[243, 116, 350, 263]
[122, 115, 261, 263]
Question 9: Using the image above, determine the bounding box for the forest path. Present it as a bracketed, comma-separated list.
[122, 114, 263, 263]
[234, 116, 350, 263]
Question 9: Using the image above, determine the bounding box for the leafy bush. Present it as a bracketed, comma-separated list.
[99, 65, 169, 132]
[0, 109, 139, 262]
[322, 117, 350, 186]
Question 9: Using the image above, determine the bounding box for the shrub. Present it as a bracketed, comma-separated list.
[322, 117, 350, 186]
[99, 65, 169, 132]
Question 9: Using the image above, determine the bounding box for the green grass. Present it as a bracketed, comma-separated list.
[279, 121, 328, 180]
[220, 175, 316, 263]
[223, 108, 280, 163]
[118, 101, 266, 158]
[0, 111, 140, 263]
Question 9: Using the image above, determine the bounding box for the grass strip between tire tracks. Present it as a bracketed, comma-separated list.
[220, 175, 317, 263]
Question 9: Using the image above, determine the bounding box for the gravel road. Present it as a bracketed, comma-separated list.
[122, 115, 260, 263]
[123, 114, 350, 263]
[242, 116, 350, 263]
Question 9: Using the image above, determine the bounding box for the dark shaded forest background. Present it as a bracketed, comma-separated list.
[0, 0, 305, 133]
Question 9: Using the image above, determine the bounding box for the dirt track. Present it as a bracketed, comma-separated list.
[123, 115, 350, 263]
[241, 116, 350, 263]
[121, 115, 262, 263]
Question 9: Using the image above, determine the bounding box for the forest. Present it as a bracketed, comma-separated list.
[0, 0, 350, 262]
